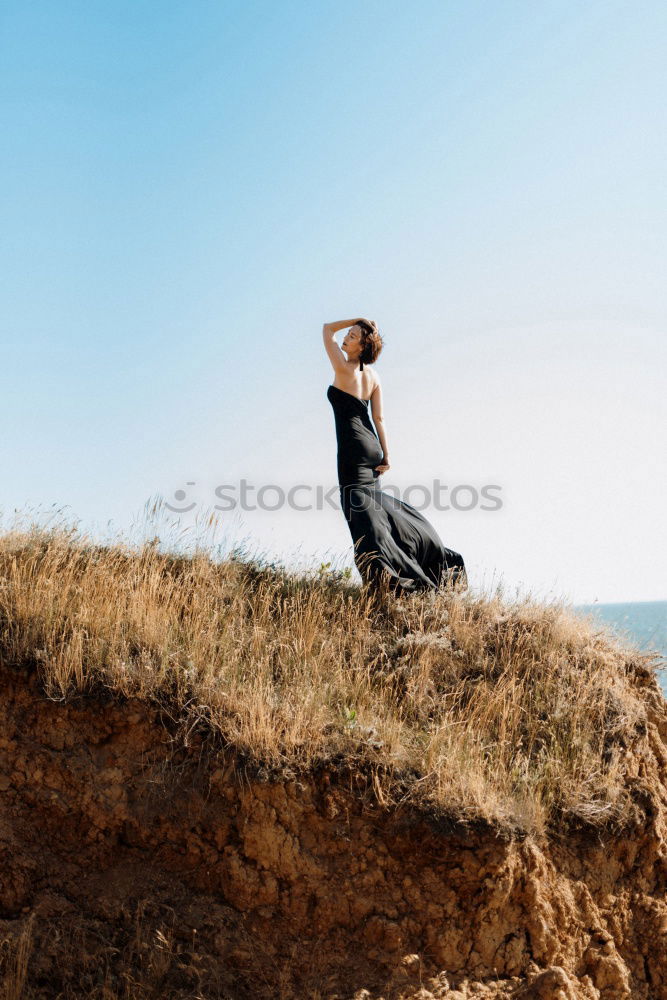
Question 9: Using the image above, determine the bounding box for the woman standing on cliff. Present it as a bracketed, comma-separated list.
[323, 318, 467, 596]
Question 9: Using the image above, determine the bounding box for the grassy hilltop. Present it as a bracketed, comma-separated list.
[0, 518, 661, 840]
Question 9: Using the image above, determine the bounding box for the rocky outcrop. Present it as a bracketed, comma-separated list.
[2, 658, 667, 999]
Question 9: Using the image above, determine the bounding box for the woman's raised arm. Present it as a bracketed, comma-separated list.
[322, 320, 360, 372]
[324, 319, 361, 334]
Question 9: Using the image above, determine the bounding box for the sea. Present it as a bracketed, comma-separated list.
[573, 600, 667, 695]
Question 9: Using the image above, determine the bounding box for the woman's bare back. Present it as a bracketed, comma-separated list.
[331, 366, 378, 401]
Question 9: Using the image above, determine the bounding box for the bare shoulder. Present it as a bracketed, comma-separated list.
[368, 368, 382, 397]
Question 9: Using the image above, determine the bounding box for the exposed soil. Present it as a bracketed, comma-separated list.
[2, 657, 667, 999]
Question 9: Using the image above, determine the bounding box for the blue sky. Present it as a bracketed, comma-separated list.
[1, 0, 665, 603]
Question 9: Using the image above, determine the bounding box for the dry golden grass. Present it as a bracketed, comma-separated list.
[0, 912, 34, 1000]
[0, 511, 663, 838]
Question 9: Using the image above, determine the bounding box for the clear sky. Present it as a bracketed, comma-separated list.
[1, 0, 665, 604]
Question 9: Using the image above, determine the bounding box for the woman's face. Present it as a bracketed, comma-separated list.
[342, 325, 362, 357]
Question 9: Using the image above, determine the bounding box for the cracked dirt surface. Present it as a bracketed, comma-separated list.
[2, 660, 667, 999]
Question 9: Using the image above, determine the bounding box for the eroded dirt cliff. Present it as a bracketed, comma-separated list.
[2, 657, 667, 999]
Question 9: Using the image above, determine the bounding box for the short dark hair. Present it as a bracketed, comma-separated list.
[356, 320, 384, 365]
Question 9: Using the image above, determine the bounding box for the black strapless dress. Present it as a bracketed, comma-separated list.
[327, 384, 467, 594]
